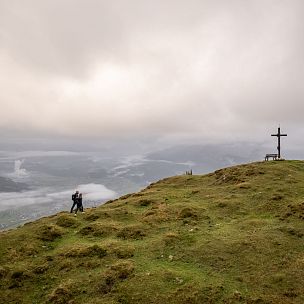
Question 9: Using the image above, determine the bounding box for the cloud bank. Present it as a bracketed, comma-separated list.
[0, 183, 117, 211]
[1, 0, 304, 141]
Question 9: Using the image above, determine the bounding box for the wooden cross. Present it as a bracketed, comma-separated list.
[271, 127, 287, 159]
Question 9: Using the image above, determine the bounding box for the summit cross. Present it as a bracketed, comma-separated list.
[271, 127, 287, 159]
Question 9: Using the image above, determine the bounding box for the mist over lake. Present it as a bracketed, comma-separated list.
[1, 139, 302, 229]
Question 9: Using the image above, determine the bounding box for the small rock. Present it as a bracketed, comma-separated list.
[169, 255, 174, 261]
[175, 277, 183, 284]
[233, 290, 242, 300]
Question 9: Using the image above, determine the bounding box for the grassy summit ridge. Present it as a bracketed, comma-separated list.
[0, 161, 303, 304]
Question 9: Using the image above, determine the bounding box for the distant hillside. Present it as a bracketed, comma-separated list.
[147, 143, 264, 172]
[0, 176, 28, 192]
[0, 161, 303, 303]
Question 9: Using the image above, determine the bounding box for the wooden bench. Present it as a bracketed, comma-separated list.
[265, 153, 278, 161]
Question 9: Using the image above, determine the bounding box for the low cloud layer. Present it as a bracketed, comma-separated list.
[0, 183, 116, 211]
[1, 1, 304, 141]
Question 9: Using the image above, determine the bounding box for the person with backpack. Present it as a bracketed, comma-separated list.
[74, 193, 84, 215]
[70, 190, 79, 213]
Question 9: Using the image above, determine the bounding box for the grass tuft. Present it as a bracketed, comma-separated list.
[56, 214, 79, 228]
[48, 281, 74, 304]
[79, 222, 119, 237]
[62, 244, 107, 258]
[37, 224, 64, 241]
[98, 260, 134, 294]
[116, 225, 146, 240]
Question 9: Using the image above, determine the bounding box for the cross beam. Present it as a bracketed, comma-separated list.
[271, 127, 287, 159]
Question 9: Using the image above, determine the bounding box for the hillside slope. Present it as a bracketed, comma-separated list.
[0, 161, 303, 304]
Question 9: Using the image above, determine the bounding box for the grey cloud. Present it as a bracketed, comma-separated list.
[0, 0, 304, 141]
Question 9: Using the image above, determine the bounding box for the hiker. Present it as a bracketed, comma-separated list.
[70, 190, 79, 213]
[74, 193, 84, 216]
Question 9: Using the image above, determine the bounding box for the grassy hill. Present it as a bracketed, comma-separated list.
[0, 160, 303, 304]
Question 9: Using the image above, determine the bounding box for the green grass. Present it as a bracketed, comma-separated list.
[0, 160, 304, 303]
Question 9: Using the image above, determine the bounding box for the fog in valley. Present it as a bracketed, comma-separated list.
[1, 136, 302, 229]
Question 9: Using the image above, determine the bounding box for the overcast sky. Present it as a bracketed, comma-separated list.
[1, 0, 304, 147]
